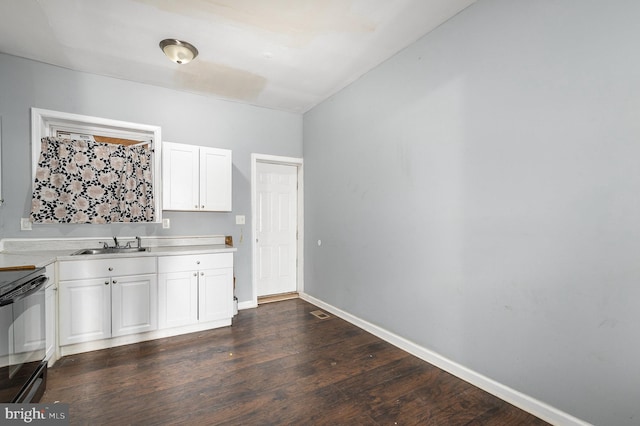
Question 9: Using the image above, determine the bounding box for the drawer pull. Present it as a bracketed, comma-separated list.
[108, 267, 113, 272]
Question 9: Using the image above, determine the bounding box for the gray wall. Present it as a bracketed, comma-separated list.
[0, 53, 303, 303]
[303, 0, 640, 425]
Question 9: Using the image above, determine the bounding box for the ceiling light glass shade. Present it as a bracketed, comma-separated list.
[159, 39, 198, 64]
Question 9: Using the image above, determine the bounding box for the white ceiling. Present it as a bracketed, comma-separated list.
[0, 0, 475, 113]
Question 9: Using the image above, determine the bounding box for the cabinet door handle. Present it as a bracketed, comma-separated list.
[200, 272, 204, 276]
[112, 280, 117, 284]
[196, 261, 200, 265]
[201, 205, 204, 209]
[195, 205, 198, 209]
[193, 272, 197, 277]
[105, 281, 110, 285]
[108, 267, 113, 271]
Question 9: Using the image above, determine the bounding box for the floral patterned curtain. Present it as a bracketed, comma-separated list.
[30, 137, 155, 223]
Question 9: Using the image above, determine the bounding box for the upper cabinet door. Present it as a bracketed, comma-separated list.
[163, 142, 200, 211]
[200, 147, 232, 212]
[163, 142, 232, 212]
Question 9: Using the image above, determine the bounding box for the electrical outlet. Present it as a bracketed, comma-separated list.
[235, 215, 245, 225]
[20, 218, 32, 231]
[162, 218, 170, 229]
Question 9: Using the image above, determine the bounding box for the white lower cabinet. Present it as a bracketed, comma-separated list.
[198, 267, 233, 323]
[58, 278, 111, 345]
[58, 257, 157, 346]
[157, 271, 198, 329]
[158, 253, 233, 329]
[45, 263, 57, 364]
[45, 286, 57, 362]
[56, 252, 233, 354]
[111, 274, 158, 337]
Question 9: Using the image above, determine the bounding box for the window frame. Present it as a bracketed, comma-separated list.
[31, 108, 163, 223]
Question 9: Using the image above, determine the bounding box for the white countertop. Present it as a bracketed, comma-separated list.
[0, 236, 237, 270]
[0, 252, 63, 269]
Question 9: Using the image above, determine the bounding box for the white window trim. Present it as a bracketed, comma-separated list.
[31, 108, 163, 223]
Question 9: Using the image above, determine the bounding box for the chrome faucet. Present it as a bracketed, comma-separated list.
[98, 236, 141, 249]
[123, 237, 142, 249]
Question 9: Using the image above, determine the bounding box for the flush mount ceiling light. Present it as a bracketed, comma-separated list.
[159, 39, 198, 65]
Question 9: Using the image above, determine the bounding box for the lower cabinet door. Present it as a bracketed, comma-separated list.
[59, 278, 111, 345]
[198, 268, 233, 323]
[111, 274, 158, 337]
[158, 271, 198, 329]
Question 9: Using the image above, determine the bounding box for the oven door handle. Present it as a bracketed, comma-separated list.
[18, 276, 48, 300]
[0, 275, 48, 306]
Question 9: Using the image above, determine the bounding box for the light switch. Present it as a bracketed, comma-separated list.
[235, 215, 245, 225]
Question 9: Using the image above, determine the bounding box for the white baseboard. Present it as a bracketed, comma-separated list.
[238, 300, 257, 310]
[300, 292, 591, 426]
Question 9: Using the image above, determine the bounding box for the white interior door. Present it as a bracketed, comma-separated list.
[256, 162, 298, 297]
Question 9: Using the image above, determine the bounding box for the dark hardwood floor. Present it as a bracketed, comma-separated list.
[42, 299, 549, 425]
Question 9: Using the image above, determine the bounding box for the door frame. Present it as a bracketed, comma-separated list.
[250, 153, 304, 308]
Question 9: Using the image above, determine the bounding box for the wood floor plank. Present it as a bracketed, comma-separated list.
[42, 299, 549, 425]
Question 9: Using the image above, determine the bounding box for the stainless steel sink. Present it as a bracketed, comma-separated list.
[72, 247, 149, 256]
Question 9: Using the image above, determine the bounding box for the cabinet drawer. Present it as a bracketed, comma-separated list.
[59, 256, 156, 280]
[158, 253, 233, 273]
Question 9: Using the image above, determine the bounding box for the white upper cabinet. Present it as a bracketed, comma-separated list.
[163, 142, 232, 212]
[200, 147, 232, 211]
[162, 142, 200, 211]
